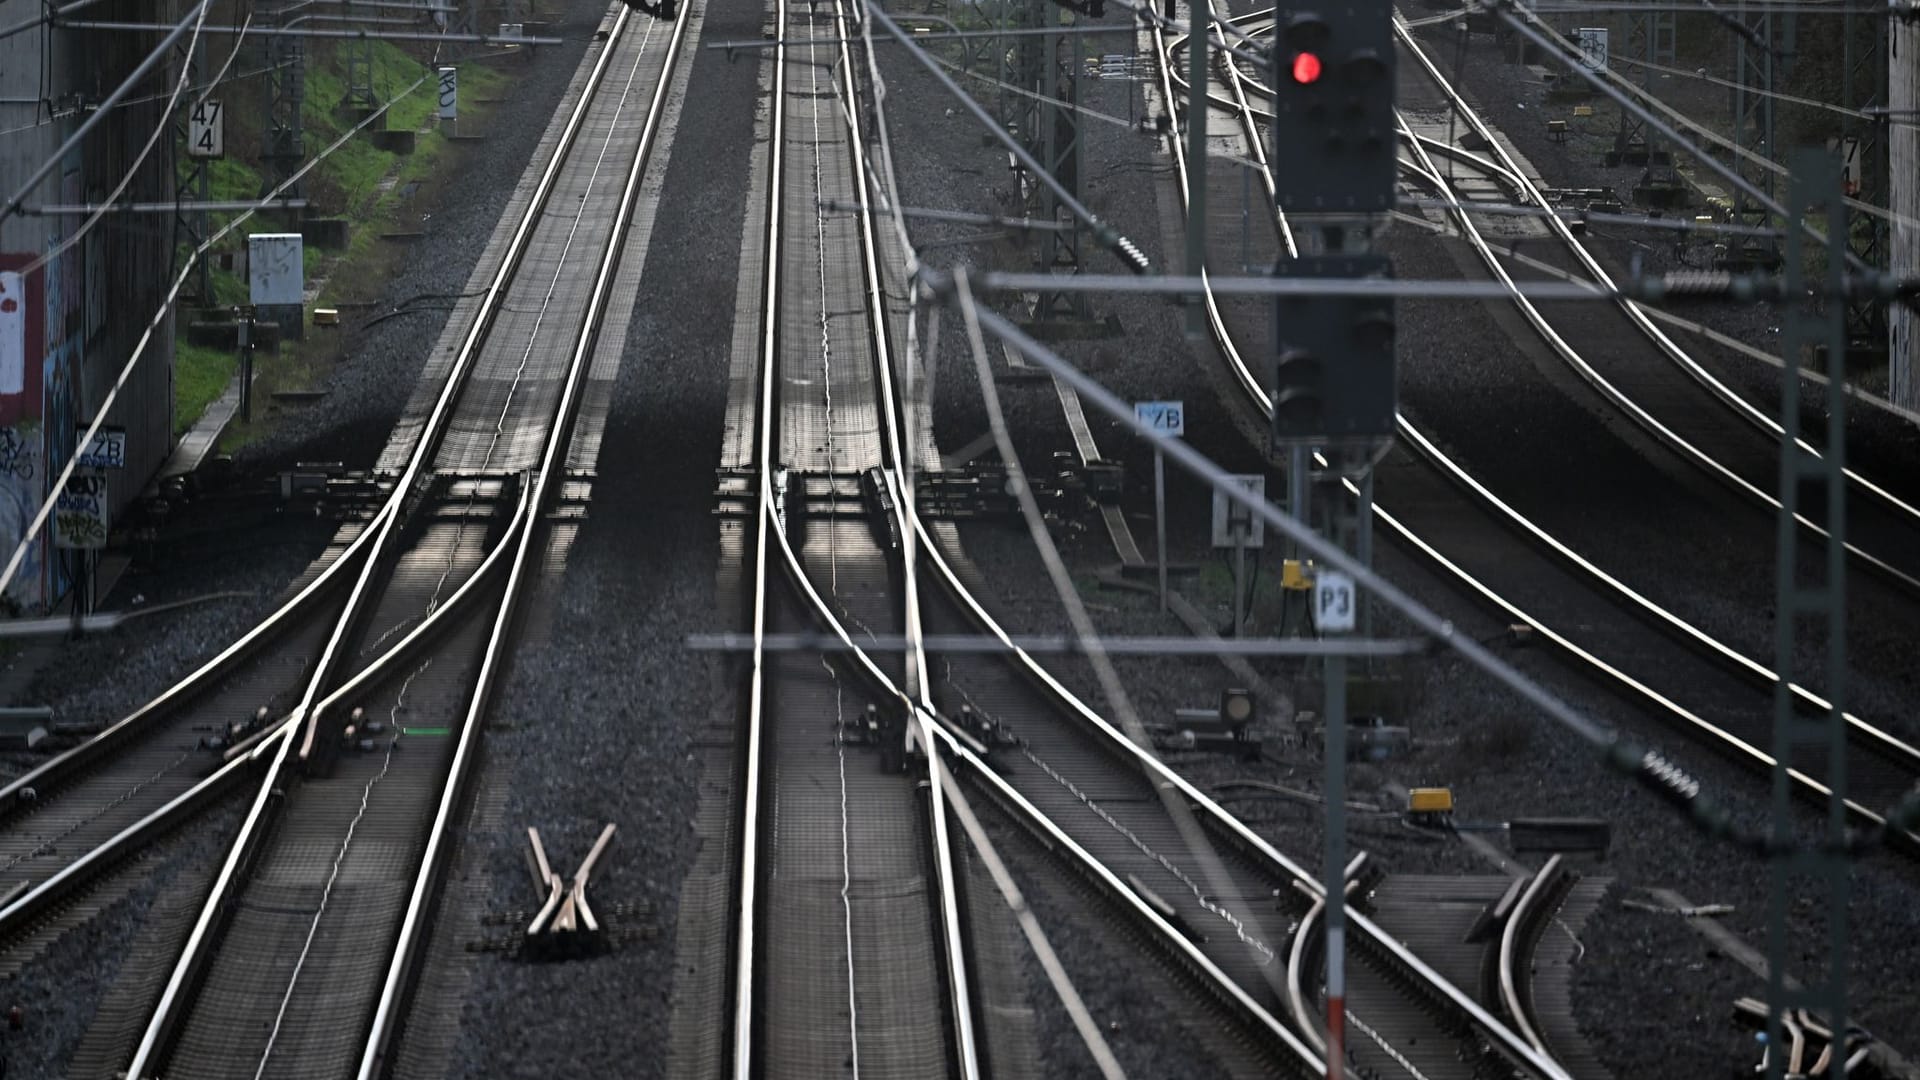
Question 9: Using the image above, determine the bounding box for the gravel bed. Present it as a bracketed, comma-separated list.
[0, 801, 245, 1080]
[29, 7, 1913, 1078]
[436, 0, 755, 1070]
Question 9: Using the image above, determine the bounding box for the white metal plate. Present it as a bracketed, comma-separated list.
[248, 234, 304, 306]
[1134, 400, 1184, 438]
[1210, 474, 1265, 549]
[188, 99, 224, 159]
[1314, 570, 1357, 633]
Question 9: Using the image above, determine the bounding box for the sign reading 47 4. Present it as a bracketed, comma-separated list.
[188, 100, 224, 159]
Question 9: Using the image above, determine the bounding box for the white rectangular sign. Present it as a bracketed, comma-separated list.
[1576, 27, 1609, 70]
[188, 99, 224, 159]
[54, 473, 109, 550]
[248, 233, 304, 306]
[0, 271, 22, 395]
[1314, 570, 1357, 633]
[1831, 136, 1861, 195]
[1134, 400, 1185, 438]
[438, 67, 458, 120]
[1210, 474, 1265, 549]
[77, 428, 126, 470]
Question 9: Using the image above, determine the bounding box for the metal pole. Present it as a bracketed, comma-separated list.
[1324, 651, 1348, 1078]
[1764, 146, 1851, 1080]
[1185, 0, 1208, 334]
[1358, 467, 1374, 641]
[1233, 534, 1245, 637]
[1156, 447, 1168, 612]
[238, 309, 254, 424]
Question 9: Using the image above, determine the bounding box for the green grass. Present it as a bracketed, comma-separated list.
[174, 342, 239, 437]
[172, 40, 521, 446]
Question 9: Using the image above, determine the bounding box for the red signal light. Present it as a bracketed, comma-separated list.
[1291, 51, 1323, 84]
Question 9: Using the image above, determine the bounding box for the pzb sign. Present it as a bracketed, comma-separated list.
[188, 100, 224, 159]
[1134, 400, 1184, 438]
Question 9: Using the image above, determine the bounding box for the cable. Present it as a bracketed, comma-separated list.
[196, 8, 254, 111]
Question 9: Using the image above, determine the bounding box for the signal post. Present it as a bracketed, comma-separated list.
[1266, 3, 1397, 1074]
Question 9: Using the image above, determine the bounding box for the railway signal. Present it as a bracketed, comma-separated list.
[1268, 0, 1397, 212]
[1270, 254, 1396, 443]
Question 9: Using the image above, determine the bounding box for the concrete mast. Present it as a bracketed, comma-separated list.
[1892, 19, 1919, 408]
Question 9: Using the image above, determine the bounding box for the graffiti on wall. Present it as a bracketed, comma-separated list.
[0, 421, 44, 611]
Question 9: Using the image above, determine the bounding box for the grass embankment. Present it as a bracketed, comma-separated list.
[176, 40, 513, 449]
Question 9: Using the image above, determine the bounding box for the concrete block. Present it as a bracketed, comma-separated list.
[301, 218, 350, 249]
[370, 129, 416, 154]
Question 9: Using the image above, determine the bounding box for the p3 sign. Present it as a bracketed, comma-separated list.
[1314, 570, 1357, 633]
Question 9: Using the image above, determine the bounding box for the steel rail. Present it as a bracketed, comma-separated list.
[1395, 404, 1920, 774]
[1157, 0, 1920, 853]
[1283, 871, 1364, 1055]
[1286, 889, 1328, 1051]
[825, 0, 979, 1062]
[732, 0, 979, 1066]
[1392, 126, 1920, 844]
[358, 3, 693, 1067]
[817, 0, 983, 1060]
[730, 0, 788, 1057]
[1214, 10, 1920, 436]
[1166, 3, 1297, 259]
[123, 13, 640, 1076]
[0, 480, 529, 947]
[754, 495, 1321, 1072]
[0, 517, 373, 816]
[1391, 17, 1920, 581]
[906, 511, 1570, 1079]
[1498, 856, 1566, 1059]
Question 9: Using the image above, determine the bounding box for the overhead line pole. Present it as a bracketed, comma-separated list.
[1185, 0, 1207, 333]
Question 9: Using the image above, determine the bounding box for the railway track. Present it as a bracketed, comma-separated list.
[1181, 7, 1920, 598]
[0, 527, 365, 968]
[1149, 3, 1920, 854]
[725, 0, 975, 1070]
[72, 8, 695, 1077]
[705, 6, 1572, 1075]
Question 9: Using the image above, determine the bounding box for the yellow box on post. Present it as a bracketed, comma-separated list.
[1281, 559, 1314, 591]
[1407, 787, 1454, 814]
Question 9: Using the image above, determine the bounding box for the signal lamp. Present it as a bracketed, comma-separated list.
[1291, 51, 1323, 84]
